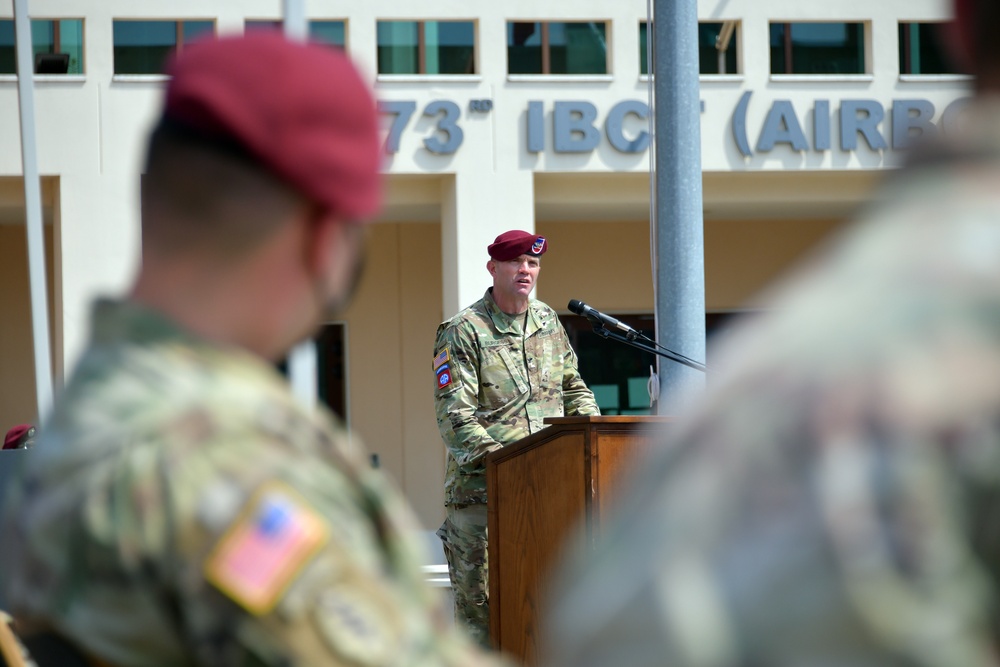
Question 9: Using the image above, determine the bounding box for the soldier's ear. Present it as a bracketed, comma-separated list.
[486, 260, 496, 277]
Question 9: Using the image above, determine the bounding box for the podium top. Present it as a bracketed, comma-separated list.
[488, 415, 672, 466]
[543, 415, 674, 425]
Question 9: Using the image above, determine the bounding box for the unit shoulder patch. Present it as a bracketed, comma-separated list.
[204, 482, 329, 615]
[434, 347, 460, 392]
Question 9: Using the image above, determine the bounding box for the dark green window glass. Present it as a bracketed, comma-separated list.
[698, 22, 738, 74]
[898, 23, 962, 74]
[245, 21, 345, 49]
[565, 314, 656, 416]
[640, 22, 648, 75]
[0, 21, 16, 74]
[183, 21, 213, 43]
[55, 20, 84, 73]
[508, 21, 607, 75]
[0, 19, 84, 74]
[508, 22, 542, 74]
[113, 20, 214, 75]
[310, 21, 346, 49]
[244, 20, 282, 31]
[550, 22, 606, 74]
[429, 21, 474, 74]
[378, 22, 418, 74]
[377, 21, 474, 75]
[770, 22, 865, 75]
[640, 21, 738, 75]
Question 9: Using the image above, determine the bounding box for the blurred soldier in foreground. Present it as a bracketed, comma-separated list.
[542, 2, 1000, 666]
[1, 33, 498, 667]
[433, 231, 599, 644]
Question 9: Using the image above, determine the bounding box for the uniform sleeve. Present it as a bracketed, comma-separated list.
[541, 410, 1000, 667]
[433, 322, 504, 468]
[163, 428, 506, 667]
[557, 323, 600, 417]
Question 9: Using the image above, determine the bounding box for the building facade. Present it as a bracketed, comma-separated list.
[0, 0, 967, 527]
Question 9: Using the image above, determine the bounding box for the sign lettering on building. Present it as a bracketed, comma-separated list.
[378, 95, 972, 157]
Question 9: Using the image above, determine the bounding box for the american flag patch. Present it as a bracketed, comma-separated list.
[204, 484, 329, 615]
[433, 348, 450, 371]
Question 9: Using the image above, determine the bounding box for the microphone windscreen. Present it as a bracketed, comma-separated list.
[568, 299, 585, 315]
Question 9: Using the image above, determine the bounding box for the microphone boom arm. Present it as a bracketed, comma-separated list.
[591, 323, 707, 372]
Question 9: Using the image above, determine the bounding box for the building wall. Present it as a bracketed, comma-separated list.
[0, 223, 54, 431]
[704, 217, 848, 309]
[341, 222, 446, 525]
[0, 0, 967, 526]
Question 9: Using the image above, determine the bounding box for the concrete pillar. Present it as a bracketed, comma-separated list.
[440, 169, 535, 319]
[58, 170, 139, 370]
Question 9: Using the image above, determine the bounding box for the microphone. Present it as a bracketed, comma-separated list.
[568, 299, 640, 338]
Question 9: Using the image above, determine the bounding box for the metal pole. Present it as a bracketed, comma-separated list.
[280, 0, 319, 409]
[282, 0, 308, 40]
[653, 0, 706, 408]
[13, 0, 54, 421]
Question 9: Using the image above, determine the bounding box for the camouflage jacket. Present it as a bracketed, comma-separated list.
[542, 106, 1000, 667]
[433, 290, 598, 507]
[1, 299, 502, 667]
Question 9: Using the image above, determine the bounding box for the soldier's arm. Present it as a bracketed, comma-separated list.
[433, 322, 504, 468]
[557, 324, 600, 416]
[161, 431, 505, 667]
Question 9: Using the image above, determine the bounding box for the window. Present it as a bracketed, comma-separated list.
[564, 314, 656, 415]
[377, 21, 474, 75]
[113, 20, 214, 75]
[899, 22, 964, 75]
[276, 324, 347, 422]
[0, 19, 84, 74]
[508, 21, 607, 75]
[245, 20, 346, 49]
[310, 20, 346, 48]
[640, 21, 738, 75]
[769, 22, 865, 75]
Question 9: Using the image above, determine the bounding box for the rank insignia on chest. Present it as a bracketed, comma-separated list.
[204, 483, 329, 615]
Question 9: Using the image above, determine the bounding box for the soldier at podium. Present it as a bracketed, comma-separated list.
[433, 230, 600, 645]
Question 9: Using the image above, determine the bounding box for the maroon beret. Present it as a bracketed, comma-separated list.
[163, 31, 381, 221]
[3, 424, 35, 450]
[488, 230, 547, 261]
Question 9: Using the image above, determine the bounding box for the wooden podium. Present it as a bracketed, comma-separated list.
[486, 415, 671, 665]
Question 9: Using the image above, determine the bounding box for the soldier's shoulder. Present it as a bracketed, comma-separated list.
[436, 300, 491, 338]
[531, 299, 559, 318]
[530, 299, 563, 330]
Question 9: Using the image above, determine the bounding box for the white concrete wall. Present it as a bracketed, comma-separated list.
[0, 0, 965, 362]
[0, 0, 966, 525]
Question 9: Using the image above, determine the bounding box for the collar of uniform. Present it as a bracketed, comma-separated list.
[90, 298, 207, 347]
[482, 289, 545, 335]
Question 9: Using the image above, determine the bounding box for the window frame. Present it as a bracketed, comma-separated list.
[768, 20, 871, 79]
[639, 20, 741, 78]
[506, 20, 610, 77]
[897, 21, 969, 79]
[376, 19, 476, 76]
[243, 19, 348, 50]
[0, 17, 85, 77]
[111, 19, 216, 77]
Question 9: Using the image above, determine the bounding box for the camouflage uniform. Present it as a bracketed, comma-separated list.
[541, 108, 1000, 667]
[2, 300, 503, 667]
[433, 289, 598, 645]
